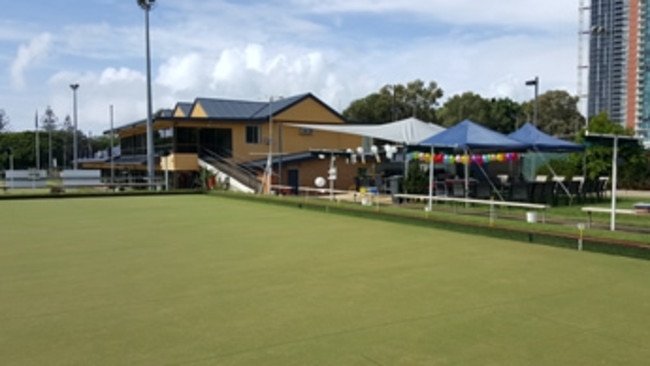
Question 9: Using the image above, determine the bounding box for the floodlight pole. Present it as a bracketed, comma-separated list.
[268, 97, 273, 193]
[70, 84, 79, 170]
[138, 0, 156, 189]
[109, 104, 115, 185]
[525, 76, 539, 126]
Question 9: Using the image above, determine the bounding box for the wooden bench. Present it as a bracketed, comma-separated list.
[393, 194, 549, 223]
[581, 206, 643, 228]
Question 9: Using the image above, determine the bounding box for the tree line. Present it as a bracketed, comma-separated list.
[343, 79, 649, 188]
[1, 81, 648, 187]
[343, 79, 584, 137]
[0, 107, 112, 171]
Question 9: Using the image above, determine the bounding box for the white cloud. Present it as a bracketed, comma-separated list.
[99, 67, 145, 85]
[206, 44, 344, 102]
[156, 54, 205, 92]
[0, 20, 39, 42]
[290, 0, 575, 30]
[1, 0, 582, 132]
[10, 33, 53, 89]
[32, 31, 576, 134]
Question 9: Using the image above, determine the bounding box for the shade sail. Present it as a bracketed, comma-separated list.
[508, 122, 585, 152]
[288, 117, 445, 145]
[418, 119, 530, 151]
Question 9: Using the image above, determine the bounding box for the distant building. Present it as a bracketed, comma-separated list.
[588, 0, 650, 148]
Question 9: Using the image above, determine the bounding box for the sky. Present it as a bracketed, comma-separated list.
[0, 0, 580, 134]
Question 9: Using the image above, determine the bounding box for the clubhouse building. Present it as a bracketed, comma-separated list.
[81, 93, 367, 192]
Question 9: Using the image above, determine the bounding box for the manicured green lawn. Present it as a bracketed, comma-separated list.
[2, 195, 650, 365]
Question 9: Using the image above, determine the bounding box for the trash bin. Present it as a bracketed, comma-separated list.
[387, 175, 402, 195]
[526, 211, 537, 223]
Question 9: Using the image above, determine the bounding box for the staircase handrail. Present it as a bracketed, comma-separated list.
[200, 148, 261, 191]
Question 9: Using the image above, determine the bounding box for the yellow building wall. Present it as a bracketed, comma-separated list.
[115, 95, 363, 167]
[277, 125, 363, 156]
[225, 96, 363, 163]
[275, 97, 345, 124]
[279, 158, 368, 191]
[163, 153, 199, 171]
[190, 103, 208, 118]
[173, 108, 186, 118]
[223, 123, 363, 163]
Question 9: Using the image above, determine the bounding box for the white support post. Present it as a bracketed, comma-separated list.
[610, 136, 618, 231]
[329, 153, 336, 201]
[427, 146, 434, 211]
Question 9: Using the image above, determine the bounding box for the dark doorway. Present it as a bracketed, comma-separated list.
[287, 169, 299, 194]
[199, 128, 232, 157]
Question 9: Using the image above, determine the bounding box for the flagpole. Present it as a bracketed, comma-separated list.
[35, 110, 40, 170]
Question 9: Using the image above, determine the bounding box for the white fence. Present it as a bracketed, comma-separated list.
[3, 169, 102, 189]
[4, 170, 48, 189]
[60, 170, 102, 187]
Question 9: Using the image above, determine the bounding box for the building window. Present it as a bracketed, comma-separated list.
[176, 127, 198, 153]
[246, 125, 261, 144]
[299, 127, 313, 136]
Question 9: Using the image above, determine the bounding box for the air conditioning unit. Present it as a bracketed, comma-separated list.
[299, 127, 313, 136]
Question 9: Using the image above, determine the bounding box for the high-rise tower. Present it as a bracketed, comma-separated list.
[637, 1, 650, 144]
[587, 0, 650, 148]
[587, 0, 628, 124]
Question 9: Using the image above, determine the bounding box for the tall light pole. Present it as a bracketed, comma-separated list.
[70, 83, 79, 170]
[137, 0, 156, 187]
[525, 76, 539, 126]
[109, 104, 115, 185]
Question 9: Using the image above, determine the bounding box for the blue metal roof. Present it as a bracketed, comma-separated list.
[106, 109, 174, 134]
[251, 94, 310, 119]
[174, 102, 193, 117]
[109, 92, 345, 133]
[193, 93, 320, 120]
[194, 98, 264, 120]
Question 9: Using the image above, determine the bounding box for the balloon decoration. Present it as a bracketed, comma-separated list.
[410, 152, 520, 165]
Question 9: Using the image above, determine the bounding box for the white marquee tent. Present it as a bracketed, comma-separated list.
[288, 117, 445, 145]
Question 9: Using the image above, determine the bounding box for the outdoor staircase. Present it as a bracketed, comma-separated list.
[199, 149, 261, 193]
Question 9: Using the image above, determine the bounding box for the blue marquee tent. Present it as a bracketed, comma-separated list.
[419, 119, 530, 151]
[508, 122, 586, 201]
[417, 120, 530, 205]
[507, 122, 585, 152]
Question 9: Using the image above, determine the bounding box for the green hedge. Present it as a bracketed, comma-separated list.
[0, 189, 204, 201]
